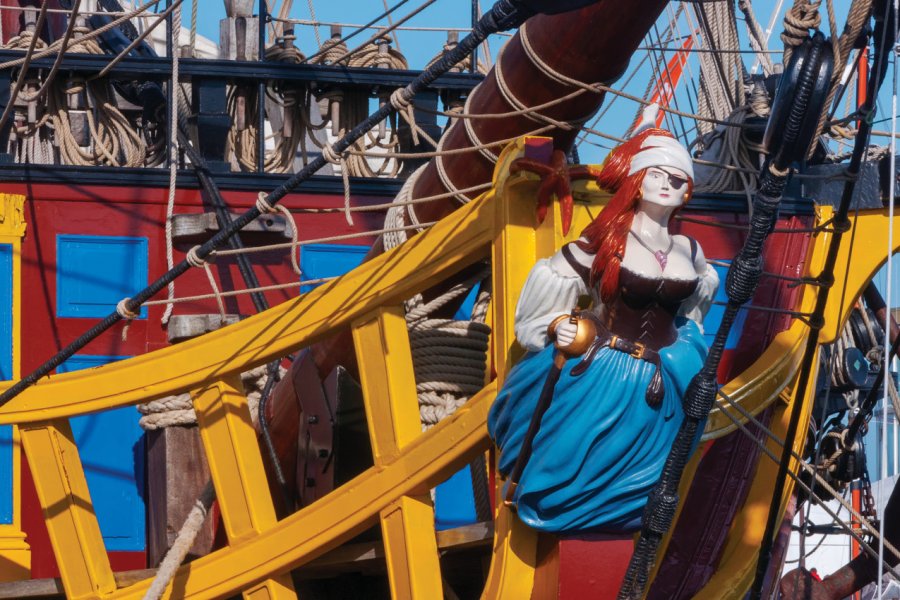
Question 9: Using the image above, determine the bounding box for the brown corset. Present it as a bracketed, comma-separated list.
[594, 268, 699, 351]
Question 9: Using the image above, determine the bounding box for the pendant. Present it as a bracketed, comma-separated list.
[654, 251, 668, 271]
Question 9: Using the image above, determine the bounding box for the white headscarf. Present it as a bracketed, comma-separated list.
[627, 135, 694, 180]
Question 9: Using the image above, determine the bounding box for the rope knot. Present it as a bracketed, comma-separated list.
[186, 245, 208, 268]
[321, 143, 344, 165]
[255, 191, 277, 214]
[390, 86, 427, 147]
[116, 297, 139, 320]
[389, 87, 413, 111]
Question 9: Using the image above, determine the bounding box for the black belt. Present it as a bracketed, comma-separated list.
[571, 314, 665, 407]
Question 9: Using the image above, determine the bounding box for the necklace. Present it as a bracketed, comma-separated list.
[629, 230, 674, 271]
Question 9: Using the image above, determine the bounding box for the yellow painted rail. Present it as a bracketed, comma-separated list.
[2, 137, 890, 598]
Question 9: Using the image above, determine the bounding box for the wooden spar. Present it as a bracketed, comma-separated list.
[410, 0, 669, 218]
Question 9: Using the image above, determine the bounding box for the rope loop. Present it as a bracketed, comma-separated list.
[116, 297, 139, 320]
[255, 191, 277, 215]
[186, 245, 207, 268]
[768, 162, 792, 178]
[321, 143, 343, 165]
[390, 86, 427, 147]
[389, 87, 413, 111]
[320, 145, 353, 225]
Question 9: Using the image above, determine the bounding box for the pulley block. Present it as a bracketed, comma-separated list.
[834, 347, 871, 391]
[763, 32, 835, 167]
[819, 427, 868, 485]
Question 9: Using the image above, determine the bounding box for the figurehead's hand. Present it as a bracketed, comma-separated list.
[510, 150, 601, 236]
[548, 311, 596, 357]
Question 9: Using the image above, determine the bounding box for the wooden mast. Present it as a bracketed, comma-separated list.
[409, 0, 668, 221]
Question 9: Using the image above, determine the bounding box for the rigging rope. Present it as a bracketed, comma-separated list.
[161, 4, 181, 326]
[714, 390, 900, 575]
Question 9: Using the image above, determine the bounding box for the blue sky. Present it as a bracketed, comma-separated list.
[193, 0, 891, 166]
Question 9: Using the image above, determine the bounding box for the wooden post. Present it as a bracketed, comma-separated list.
[145, 426, 215, 567]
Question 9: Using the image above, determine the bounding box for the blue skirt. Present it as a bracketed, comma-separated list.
[488, 319, 708, 533]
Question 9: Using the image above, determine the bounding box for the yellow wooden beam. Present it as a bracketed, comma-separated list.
[818, 205, 900, 343]
[353, 306, 443, 599]
[104, 383, 495, 600]
[20, 420, 114, 600]
[353, 306, 422, 463]
[0, 193, 30, 579]
[0, 191, 494, 425]
[692, 365, 819, 598]
[191, 376, 296, 600]
[380, 495, 442, 599]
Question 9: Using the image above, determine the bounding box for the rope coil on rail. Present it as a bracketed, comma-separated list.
[137, 364, 283, 430]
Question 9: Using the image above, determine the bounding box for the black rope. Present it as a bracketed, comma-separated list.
[749, 2, 894, 595]
[617, 30, 831, 600]
[0, 0, 534, 407]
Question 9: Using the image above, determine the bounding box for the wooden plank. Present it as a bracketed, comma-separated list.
[146, 426, 214, 566]
[19, 420, 115, 600]
[192, 376, 296, 600]
[353, 306, 443, 599]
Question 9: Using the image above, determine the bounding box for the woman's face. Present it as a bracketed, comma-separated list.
[640, 166, 690, 208]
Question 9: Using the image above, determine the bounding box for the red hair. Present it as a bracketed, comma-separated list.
[577, 128, 693, 303]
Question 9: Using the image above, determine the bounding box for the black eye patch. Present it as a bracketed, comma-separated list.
[663, 172, 688, 189]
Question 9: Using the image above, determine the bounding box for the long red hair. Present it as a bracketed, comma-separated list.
[577, 128, 693, 303]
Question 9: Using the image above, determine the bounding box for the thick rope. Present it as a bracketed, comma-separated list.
[382, 170, 491, 428]
[142, 481, 215, 600]
[781, 0, 822, 64]
[137, 365, 278, 430]
[738, 0, 776, 75]
[162, 4, 181, 326]
[807, 0, 874, 157]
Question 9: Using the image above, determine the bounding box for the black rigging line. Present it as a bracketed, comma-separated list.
[176, 128, 294, 509]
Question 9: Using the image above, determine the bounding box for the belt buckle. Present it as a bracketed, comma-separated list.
[609, 335, 646, 360]
[630, 341, 646, 360]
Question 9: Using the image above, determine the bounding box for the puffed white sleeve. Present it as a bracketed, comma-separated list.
[678, 239, 719, 331]
[514, 254, 590, 352]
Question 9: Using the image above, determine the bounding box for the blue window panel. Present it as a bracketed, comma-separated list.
[0, 245, 12, 380]
[57, 235, 148, 319]
[702, 262, 748, 350]
[299, 244, 369, 294]
[59, 355, 145, 551]
[0, 244, 13, 524]
[434, 464, 478, 531]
